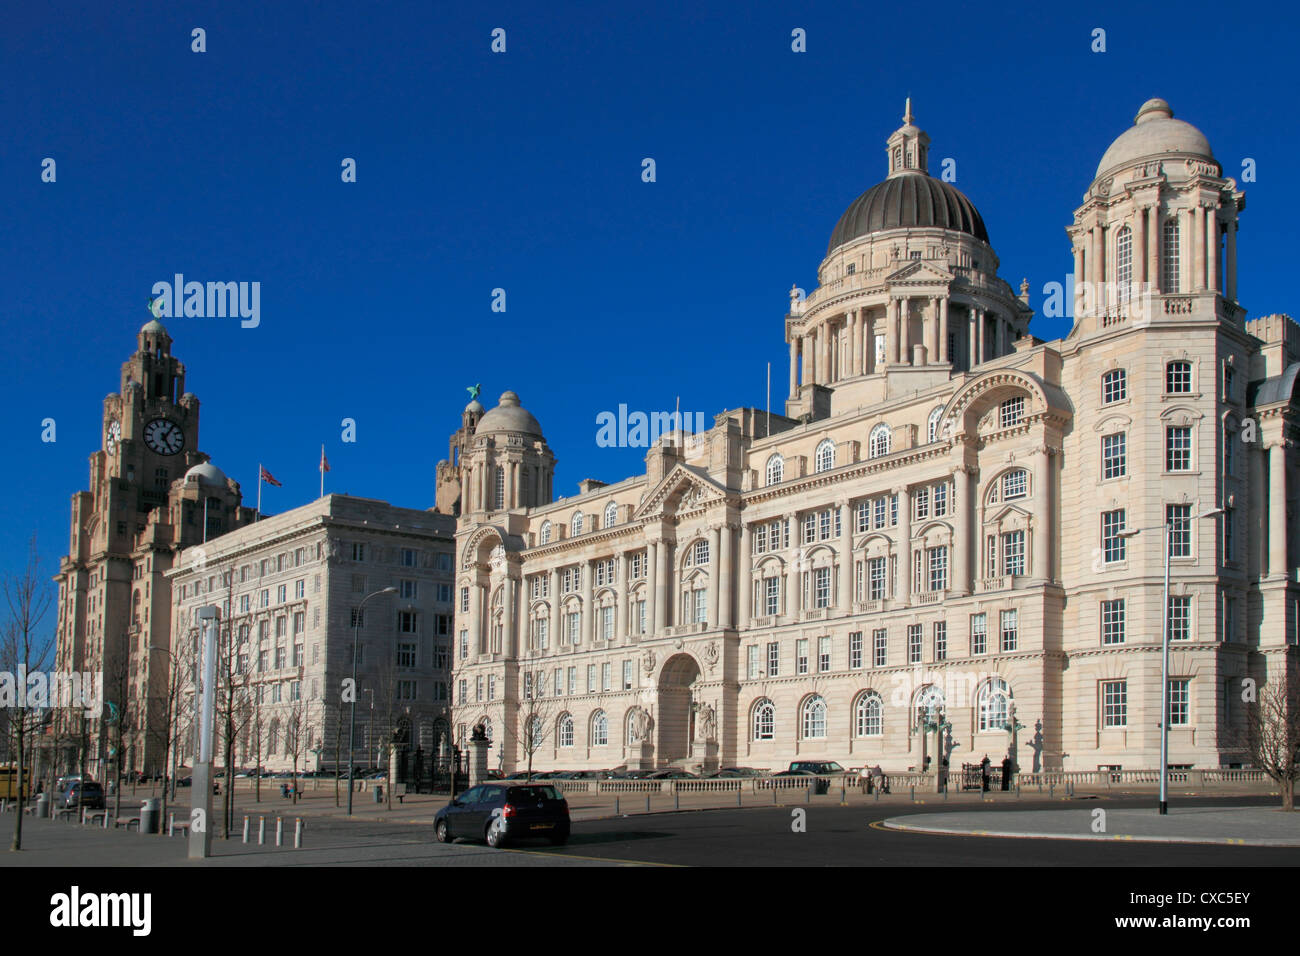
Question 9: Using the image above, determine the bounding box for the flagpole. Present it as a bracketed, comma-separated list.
[320, 445, 325, 499]
[257, 462, 262, 521]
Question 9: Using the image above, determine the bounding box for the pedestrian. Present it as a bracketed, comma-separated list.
[280, 781, 289, 799]
[980, 754, 991, 792]
[1001, 753, 1014, 791]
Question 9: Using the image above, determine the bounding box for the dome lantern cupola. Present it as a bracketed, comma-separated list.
[886, 98, 930, 177]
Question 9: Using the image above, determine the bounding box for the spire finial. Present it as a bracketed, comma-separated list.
[904, 97, 913, 125]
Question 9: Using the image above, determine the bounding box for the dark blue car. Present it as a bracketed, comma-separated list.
[434, 782, 570, 848]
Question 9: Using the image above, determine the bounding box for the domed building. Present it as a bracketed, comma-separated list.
[448, 101, 1298, 780]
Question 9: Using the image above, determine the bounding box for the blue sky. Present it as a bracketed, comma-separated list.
[3, 0, 1297, 592]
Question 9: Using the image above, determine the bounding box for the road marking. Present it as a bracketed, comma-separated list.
[501, 846, 680, 867]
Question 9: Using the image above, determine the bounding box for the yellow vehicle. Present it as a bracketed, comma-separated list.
[0, 763, 32, 800]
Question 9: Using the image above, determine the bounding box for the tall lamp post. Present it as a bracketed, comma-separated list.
[1118, 507, 1222, 815]
[348, 586, 395, 816]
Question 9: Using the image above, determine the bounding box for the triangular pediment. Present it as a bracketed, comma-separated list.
[634, 464, 727, 520]
[885, 260, 954, 285]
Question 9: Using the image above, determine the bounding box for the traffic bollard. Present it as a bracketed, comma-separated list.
[1050, 783, 1055, 800]
[276, 817, 283, 847]
[910, 785, 915, 802]
[258, 816, 265, 845]
[242, 816, 250, 844]
[614, 797, 620, 816]
[805, 785, 812, 804]
[168, 812, 174, 837]
[645, 795, 650, 813]
[294, 818, 303, 848]
[737, 788, 742, 808]
[674, 789, 679, 810]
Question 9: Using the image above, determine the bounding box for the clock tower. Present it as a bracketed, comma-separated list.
[51, 320, 254, 779]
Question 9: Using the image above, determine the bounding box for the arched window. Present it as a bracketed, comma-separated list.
[1001, 468, 1029, 501]
[591, 710, 608, 746]
[855, 693, 884, 737]
[976, 678, 1012, 732]
[815, 439, 836, 473]
[604, 501, 617, 528]
[571, 512, 584, 536]
[1116, 225, 1132, 301]
[869, 424, 892, 459]
[766, 454, 785, 486]
[1161, 218, 1180, 293]
[557, 713, 574, 748]
[927, 407, 945, 444]
[1101, 368, 1127, 404]
[801, 695, 827, 739]
[752, 699, 775, 740]
[1166, 360, 1192, 394]
[539, 520, 552, 545]
[691, 539, 710, 566]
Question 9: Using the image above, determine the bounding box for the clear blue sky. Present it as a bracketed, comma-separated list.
[3, 0, 1297, 592]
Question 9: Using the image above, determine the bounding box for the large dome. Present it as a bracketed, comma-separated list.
[828, 173, 989, 255]
[1095, 98, 1216, 178]
[185, 462, 227, 487]
[475, 390, 543, 437]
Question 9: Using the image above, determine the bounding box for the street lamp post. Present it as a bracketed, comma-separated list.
[1118, 507, 1221, 815]
[348, 587, 396, 816]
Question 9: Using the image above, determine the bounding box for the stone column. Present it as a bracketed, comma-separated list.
[788, 339, 798, 399]
[938, 297, 949, 364]
[1226, 219, 1238, 301]
[928, 298, 939, 363]
[1269, 443, 1288, 578]
[707, 525, 722, 629]
[655, 540, 669, 632]
[548, 569, 560, 647]
[1032, 449, 1050, 582]
[886, 299, 897, 366]
[466, 580, 482, 658]
[1097, 224, 1106, 290]
[897, 487, 911, 605]
[1192, 205, 1206, 291]
[1149, 207, 1162, 295]
[952, 467, 971, 596]
[1073, 241, 1084, 288]
[849, 309, 860, 377]
[1133, 206, 1146, 286]
[719, 524, 733, 629]
[801, 334, 812, 386]
[647, 541, 660, 635]
[738, 523, 752, 629]
[969, 307, 980, 368]
[899, 298, 911, 365]
[785, 528, 800, 617]
[581, 558, 593, 645]
[1207, 214, 1219, 293]
[502, 574, 516, 656]
[838, 501, 853, 611]
[821, 325, 831, 384]
[1180, 207, 1194, 292]
[617, 553, 629, 640]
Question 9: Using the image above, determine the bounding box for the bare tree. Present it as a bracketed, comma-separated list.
[506, 664, 554, 780]
[371, 656, 405, 811]
[1242, 676, 1300, 810]
[3, 536, 54, 851]
[102, 645, 138, 825]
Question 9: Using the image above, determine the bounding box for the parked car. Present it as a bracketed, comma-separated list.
[434, 782, 570, 848]
[774, 760, 846, 794]
[648, 769, 697, 779]
[708, 767, 769, 778]
[58, 780, 105, 810]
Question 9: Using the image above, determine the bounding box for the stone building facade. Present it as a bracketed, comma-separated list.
[445, 99, 1299, 776]
[170, 495, 457, 774]
[51, 322, 254, 778]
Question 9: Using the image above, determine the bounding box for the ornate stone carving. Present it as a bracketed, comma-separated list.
[627, 706, 653, 743]
[641, 648, 657, 675]
[702, 641, 720, 672]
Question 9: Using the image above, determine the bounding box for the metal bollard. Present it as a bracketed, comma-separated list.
[674, 789, 679, 810]
[258, 816, 265, 845]
[840, 781, 847, 806]
[614, 797, 620, 816]
[243, 816, 250, 844]
[294, 818, 303, 848]
[772, 786, 777, 805]
[910, 785, 915, 802]
[103, 809, 110, 829]
[1016, 783, 1021, 798]
[1050, 783, 1055, 800]
[276, 817, 283, 847]
[805, 785, 812, 804]
[875, 787, 880, 802]
[737, 788, 742, 808]
[645, 794, 650, 813]
[168, 812, 174, 837]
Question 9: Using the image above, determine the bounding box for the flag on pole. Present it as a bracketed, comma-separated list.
[319, 445, 329, 498]
[260, 466, 282, 487]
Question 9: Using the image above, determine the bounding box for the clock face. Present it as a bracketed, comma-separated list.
[105, 420, 121, 456]
[143, 418, 184, 456]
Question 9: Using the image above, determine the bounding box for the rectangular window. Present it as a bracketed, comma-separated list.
[914, 487, 930, 520]
[1169, 595, 1192, 640]
[554, 668, 562, 696]
[1102, 432, 1127, 479]
[796, 638, 809, 675]
[813, 567, 831, 609]
[1166, 361, 1191, 394]
[765, 576, 780, 617]
[400, 579, 418, 600]
[294, 579, 304, 599]
[849, 631, 863, 669]
[874, 497, 887, 529]
[350, 608, 364, 628]
[488, 674, 496, 700]
[458, 679, 467, 704]
[818, 635, 831, 673]
[1102, 510, 1127, 563]
[1167, 504, 1192, 557]
[928, 546, 948, 591]
[567, 667, 576, 696]
[934, 621, 947, 661]
[1102, 368, 1127, 404]
[872, 629, 887, 667]
[351, 542, 365, 562]
[1223, 509, 1234, 564]
[856, 501, 871, 533]
[1166, 426, 1192, 471]
[1001, 531, 1025, 577]
[276, 584, 287, 604]
[623, 660, 633, 690]
[1168, 679, 1190, 726]
[933, 483, 948, 517]
[460, 587, 469, 613]
[867, 557, 886, 600]
[1000, 396, 1025, 428]
[1101, 680, 1128, 728]
[601, 605, 614, 641]
[1000, 609, 1018, 652]
[586, 665, 596, 694]
[907, 624, 922, 664]
[567, 612, 581, 645]
[767, 642, 779, 677]
[397, 642, 417, 667]
[601, 662, 611, 691]
[399, 611, 417, 633]
[475, 676, 483, 702]
[400, 548, 417, 568]
[1101, 599, 1125, 645]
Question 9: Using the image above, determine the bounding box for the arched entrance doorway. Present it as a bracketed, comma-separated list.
[656, 653, 701, 767]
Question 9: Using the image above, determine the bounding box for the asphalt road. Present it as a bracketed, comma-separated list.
[507, 794, 1296, 866]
